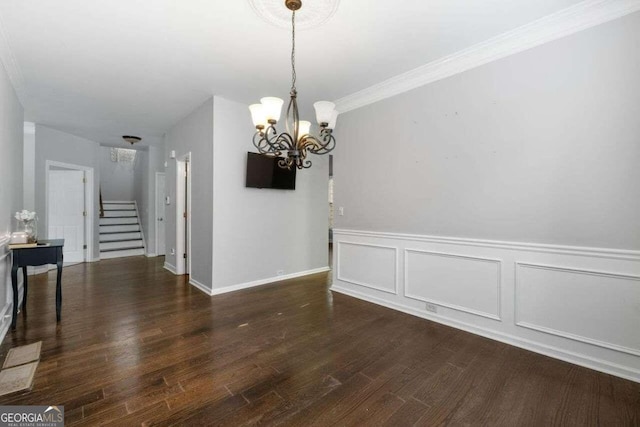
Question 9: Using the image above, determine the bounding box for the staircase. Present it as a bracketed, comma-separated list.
[99, 201, 145, 259]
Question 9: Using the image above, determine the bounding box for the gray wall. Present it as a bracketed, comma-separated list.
[334, 12, 640, 250]
[133, 145, 165, 255]
[23, 125, 35, 211]
[35, 125, 101, 258]
[164, 98, 214, 287]
[211, 96, 329, 289]
[0, 60, 24, 320]
[99, 146, 136, 201]
[133, 149, 150, 250]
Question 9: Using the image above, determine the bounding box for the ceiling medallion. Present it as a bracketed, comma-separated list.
[248, 0, 340, 30]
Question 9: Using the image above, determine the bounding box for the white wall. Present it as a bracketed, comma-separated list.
[211, 96, 329, 293]
[332, 13, 640, 381]
[0, 59, 24, 340]
[35, 125, 101, 259]
[23, 122, 35, 211]
[164, 98, 214, 287]
[99, 146, 135, 201]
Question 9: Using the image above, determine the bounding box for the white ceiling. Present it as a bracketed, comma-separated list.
[0, 0, 585, 146]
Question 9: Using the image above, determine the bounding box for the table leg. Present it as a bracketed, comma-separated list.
[22, 266, 28, 312]
[56, 259, 63, 322]
[11, 265, 18, 330]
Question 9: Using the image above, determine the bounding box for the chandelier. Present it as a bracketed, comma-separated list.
[249, 0, 339, 170]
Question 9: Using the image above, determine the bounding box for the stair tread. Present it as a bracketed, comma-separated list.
[100, 238, 142, 243]
[100, 246, 144, 253]
[100, 231, 140, 234]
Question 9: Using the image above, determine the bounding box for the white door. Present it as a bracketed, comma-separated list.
[156, 173, 166, 256]
[48, 170, 85, 263]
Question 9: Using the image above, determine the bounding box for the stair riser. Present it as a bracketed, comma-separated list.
[102, 210, 137, 218]
[102, 203, 135, 210]
[100, 217, 138, 225]
[100, 224, 140, 233]
[100, 240, 143, 250]
[100, 232, 141, 242]
[100, 248, 145, 259]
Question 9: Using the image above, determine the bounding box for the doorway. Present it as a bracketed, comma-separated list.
[155, 172, 166, 256]
[45, 160, 94, 264]
[175, 154, 191, 275]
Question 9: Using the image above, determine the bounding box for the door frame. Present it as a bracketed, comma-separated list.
[45, 160, 95, 262]
[155, 172, 166, 256]
[175, 153, 191, 275]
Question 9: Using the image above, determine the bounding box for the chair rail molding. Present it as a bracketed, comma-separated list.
[334, 0, 640, 113]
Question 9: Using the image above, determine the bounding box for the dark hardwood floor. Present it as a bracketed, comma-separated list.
[0, 256, 638, 426]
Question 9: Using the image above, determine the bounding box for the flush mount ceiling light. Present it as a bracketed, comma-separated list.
[122, 135, 141, 145]
[249, 0, 339, 170]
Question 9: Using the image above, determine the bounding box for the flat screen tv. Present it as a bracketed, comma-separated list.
[245, 152, 296, 190]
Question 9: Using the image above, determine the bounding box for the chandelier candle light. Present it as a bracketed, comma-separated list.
[249, 0, 339, 170]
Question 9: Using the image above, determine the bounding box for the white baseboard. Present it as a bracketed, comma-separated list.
[189, 278, 212, 295]
[210, 267, 331, 296]
[163, 262, 177, 275]
[145, 253, 157, 258]
[0, 302, 13, 346]
[331, 284, 640, 383]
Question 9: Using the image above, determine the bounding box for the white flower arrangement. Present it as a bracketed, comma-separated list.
[15, 209, 37, 222]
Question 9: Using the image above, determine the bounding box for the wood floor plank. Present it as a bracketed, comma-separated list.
[0, 256, 637, 425]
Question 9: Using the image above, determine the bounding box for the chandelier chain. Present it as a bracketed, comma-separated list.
[291, 11, 297, 91]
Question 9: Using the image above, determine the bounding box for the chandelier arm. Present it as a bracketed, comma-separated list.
[307, 130, 336, 154]
[254, 126, 283, 155]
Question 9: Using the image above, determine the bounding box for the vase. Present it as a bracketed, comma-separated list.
[19, 218, 38, 243]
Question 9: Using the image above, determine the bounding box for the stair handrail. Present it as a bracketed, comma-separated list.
[99, 188, 104, 218]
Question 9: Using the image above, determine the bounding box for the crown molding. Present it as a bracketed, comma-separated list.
[0, 14, 26, 104]
[334, 0, 640, 113]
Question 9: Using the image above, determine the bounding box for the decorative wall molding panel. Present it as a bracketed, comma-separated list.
[337, 241, 398, 294]
[405, 249, 501, 320]
[515, 262, 640, 357]
[334, 0, 640, 113]
[0, 237, 23, 344]
[331, 229, 640, 382]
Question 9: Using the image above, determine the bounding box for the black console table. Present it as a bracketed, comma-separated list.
[10, 239, 65, 330]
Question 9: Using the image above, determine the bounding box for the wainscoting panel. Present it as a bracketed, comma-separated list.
[331, 229, 640, 382]
[337, 241, 398, 294]
[515, 263, 640, 356]
[0, 237, 23, 345]
[405, 249, 501, 320]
